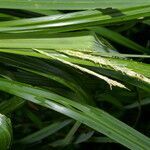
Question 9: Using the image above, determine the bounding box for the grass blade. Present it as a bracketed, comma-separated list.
[19, 120, 72, 144]
[0, 78, 150, 149]
[0, 0, 149, 10]
[0, 114, 12, 150]
[0, 7, 149, 33]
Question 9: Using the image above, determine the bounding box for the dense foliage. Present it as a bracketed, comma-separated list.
[0, 1, 150, 150]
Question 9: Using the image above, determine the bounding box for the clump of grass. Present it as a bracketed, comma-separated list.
[0, 1, 150, 150]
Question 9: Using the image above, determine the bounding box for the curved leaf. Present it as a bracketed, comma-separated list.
[0, 78, 150, 150]
[0, 114, 12, 150]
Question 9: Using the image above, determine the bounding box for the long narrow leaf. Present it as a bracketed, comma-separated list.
[0, 7, 149, 33]
[0, 0, 149, 10]
[0, 78, 150, 149]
